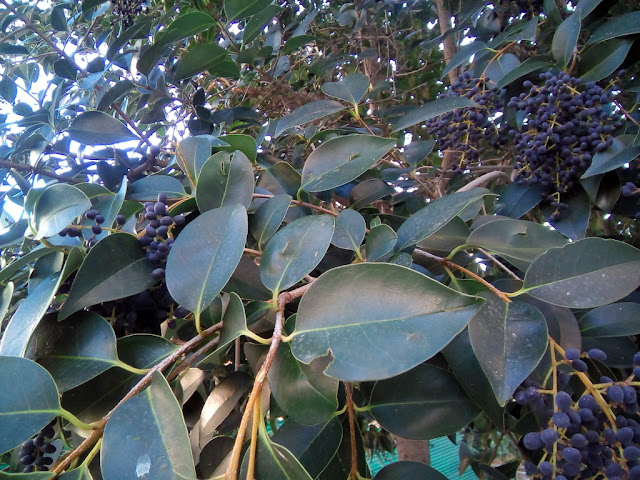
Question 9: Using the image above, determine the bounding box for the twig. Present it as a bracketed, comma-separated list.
[413, 248, 512, 303]
[51, 322, 223, 476]
[252, 193, 338, 217]
[0, 159, 83, 184]
[225, 298, 286, 480]
[456, 171, 511, 192]
[345, 383, 359, 480]
[111, 103, 153, 148]
[166, 336, 221, 383]
[477, 248, 521, 280]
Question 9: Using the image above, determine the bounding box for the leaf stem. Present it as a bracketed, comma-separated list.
[345, 382, 359, 480]
[114, 360, 150, 375]
[57, 409, 100, 431]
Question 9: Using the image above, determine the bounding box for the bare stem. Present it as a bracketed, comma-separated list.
[345, 382, 359, 480]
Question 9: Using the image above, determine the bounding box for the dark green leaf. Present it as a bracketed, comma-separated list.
[485, 53, 521, 87]
[494, 182, 545, 218]
[391, 96, 476, 132]
[127, 175, 186, 201]
[271, 418, 342, 479]
[0, 357, 60, 454]
[331, 209, 366, 251]
[443, 328, 505, 429]
[0, 44, 29, 55]
[157, 12, 216, 48]
[374, 461, 448, 480]
[0, 76, 17, 103]
[54, 58, 77, 80]
[214, 134, 257, 162]
[301, 135, 396, 192]
[33, 184, 91, 239]
[68, 111, 139, 145]
[441, 41, 487, 80]
[102, 372, 196, 480]
[396, 188, 493, 251]
[251, 194, 292, 249]
[369, 364, 479, 439]
[364, 224, 397, 262]
[176, 136, 212, 183]
[243, 5, 284, 44]
[38, 312, 124, 392]
[223, 255, 272, 301]
[106, 19, 151, 61]
[321, 73, 370, 105]
[0, 247, 56, 285]
[0, 273, 61, 356]
[579, 303, 640, 337]
[166, 205, 248, 322]
[59, 233, 156, 319]
[551, 13, 580, 69]
[403, 140, 435, 166]
[260, 214, 334, 294]
[174, 44, 229, 80]
[58, 465, 92, 480]
[578, 39, 632, 83]
[225, 0, 273, 21]
[542, 188, 590, 240]
[239, 420, 313, 480]
[97, 80, 136, 111]
[582, 134, 640, 178]
[0, 218, 28, 248]
[275, 100, 345, 137]
[588, 10, 640, 44]
[469, 294, 548, 405]
[196, 151, 254, 211]
[521, 238, 640, 308]
[291, 263, 483, 381]
[466, 218, 568, 271]
[349, 178, 395, 209]
[257, 161, 301, 196]
[269, 342, 338, 425]
[62, 335, 175, 423]
[282, 35, 316, 54]
[417, 216, 469, 254]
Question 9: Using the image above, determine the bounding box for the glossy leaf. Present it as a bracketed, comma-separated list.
[391, 96, 476, 132]
[239, 420, 313, 480]
[157, 12, 215, 47]
[102, 372, 196, 480]
[349, 178, 395, 209]
[331, 209, 366, 251]
[37, 312, 123, 392]
[257, 161, 301, 196]
[485, 53, 521, 86]
[291, 263, 483, 381]
[0, 357, 60, 454]
[67, 111, 139, 145]
[196, 151, 254, 211]
[223, 255, 272, 301]
[551, 13, 580, 68]
[494, 182, 544, 218]
[215, 134, 257, 162]
[275, 100, 345, 137]
[582, 135, 640, 178]
[166, 205, 248, 321]
[271, 417, 343, 478]
[260, 214, 334, 294]
[417, 216, 469, 254]
[466, 218, 568, 270]
[62, 335, 175, 423]
[225, 0, 272, 21]
[375, 461, 448, 480]
[364, 224, 397, 262]
[127, 175, 186, 201]
[269, 342, 338, 425]
[578, 39, 632, 83]
[495, 57, 553, 90]
[300, 135, 396, 192]
[396, 188, 492, 250]
[521, 238, 640, 308]
[174, 43, 229, 80]
[0, 273, 61, 356]
[0, 247, 56, 285]
[33, 184, 91, 239]
[542, 188, 590, 240]
[588, 10, 640, 44]
[176, 136, 212, 183]
[469, 294, 548, 405]
[443, 328, 505, 429]
[369, 363, 479, 439]
[579, 303, 640, 337]
[251, 194, 292, 248]
[321, 73, 369, 105]
[441, 41, 487, 79]
[59, 233, 156, 320]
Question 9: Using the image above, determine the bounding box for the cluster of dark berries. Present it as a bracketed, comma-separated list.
[521, 348, 640, 479]
[89, 284, 189, 336]
[110, 0, 147, 28]
[60, 209, 126, 247]
[138, 193, 185, 281]
[508, 71, 624, 221]
[19, 419, 57, 472]
[424, 72, 504, 172]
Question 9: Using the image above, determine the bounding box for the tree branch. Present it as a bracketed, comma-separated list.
[433, 0, 458, 85]
[0, 159, 83, 184]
